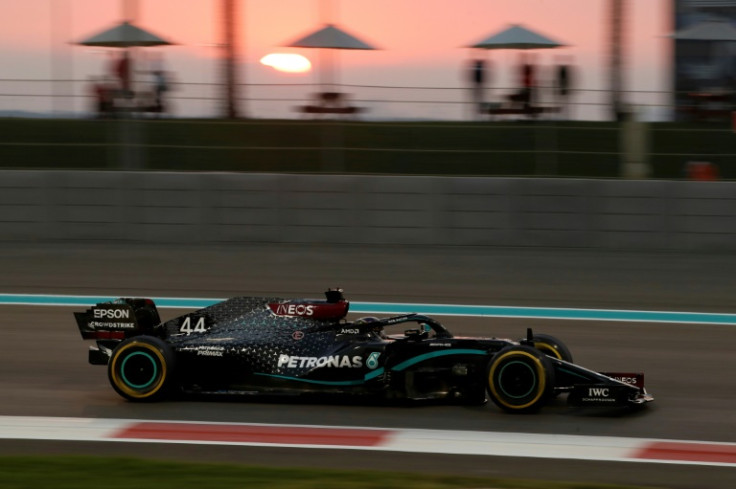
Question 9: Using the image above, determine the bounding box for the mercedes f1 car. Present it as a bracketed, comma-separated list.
[74, 289, 653, 413]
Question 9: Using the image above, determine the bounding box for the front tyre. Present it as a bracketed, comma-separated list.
[108, 336, 175, 402]
[532, 333, 573, 362]
[487, 346, 554, 413]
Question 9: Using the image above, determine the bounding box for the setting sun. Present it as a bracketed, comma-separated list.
[260, 53, 312, 73]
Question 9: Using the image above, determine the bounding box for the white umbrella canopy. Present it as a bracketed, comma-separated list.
[78, 20, 174, 47]
[286, 23, 376, 50]
[282, 23, 378, 89]
[470, 24, 566, 50]
[670, 18, 736, 41]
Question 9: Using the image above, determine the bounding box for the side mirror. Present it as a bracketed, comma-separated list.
[520, 327, 534, 346]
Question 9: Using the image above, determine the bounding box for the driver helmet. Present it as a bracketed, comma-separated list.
[354, 317, 385, 337]
[354, 316, 379, 325]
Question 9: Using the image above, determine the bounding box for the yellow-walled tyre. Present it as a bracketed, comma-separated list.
[532, 333, 573, 362]
[487, 346, 554, 413]
[108, 336, 175, 402]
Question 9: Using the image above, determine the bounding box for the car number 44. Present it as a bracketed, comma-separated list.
[179, 317, 208, 334]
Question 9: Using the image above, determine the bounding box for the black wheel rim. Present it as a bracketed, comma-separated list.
[120, 350, 159, 389]
[497, 360, 537, 399]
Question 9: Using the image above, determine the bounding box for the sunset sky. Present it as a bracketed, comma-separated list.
[0, 0, 672, 118]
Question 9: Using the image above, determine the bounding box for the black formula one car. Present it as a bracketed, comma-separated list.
[74, 289, 653, 413]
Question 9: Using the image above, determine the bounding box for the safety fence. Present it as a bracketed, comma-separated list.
[1, 79, 734, 179]
[0, 117, 734, 180]
[1, 171, 736, 251]
[0, 78, 707, 122]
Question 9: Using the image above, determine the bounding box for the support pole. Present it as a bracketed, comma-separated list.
[50, 0, 73, 114]
[123, 0, 138, 21]
[222, 0, 240, 118]
[609, 0, 626, 121]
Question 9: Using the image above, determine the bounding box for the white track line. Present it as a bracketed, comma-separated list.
[1, 416, 734, 467]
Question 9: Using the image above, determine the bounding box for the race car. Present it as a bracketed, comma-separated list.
[74, 289, 653, 413]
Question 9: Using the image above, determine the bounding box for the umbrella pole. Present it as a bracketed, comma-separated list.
[118, 0, 143, 169]
[118, 113, 141, 170]
[221, 0, 240, 119]
[319, 48, 336, 92]
[115, 47, 144, 170]
[122, 0, 138, 22]
[609, 0, 626, 121]
[318, 49, 344, 173]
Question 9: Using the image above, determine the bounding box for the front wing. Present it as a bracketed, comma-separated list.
[552, 360, 653, 408]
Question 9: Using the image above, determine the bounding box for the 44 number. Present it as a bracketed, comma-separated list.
[179, 316, 208, 334]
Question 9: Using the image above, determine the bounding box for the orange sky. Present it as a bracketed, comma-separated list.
[2, 1, 669, 81]
[0, 0, 671, 117]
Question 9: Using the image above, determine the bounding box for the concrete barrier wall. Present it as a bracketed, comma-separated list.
[1, 171, 735, 251]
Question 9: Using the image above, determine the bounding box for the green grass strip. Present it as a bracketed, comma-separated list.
[1, 118, 733, 178]
[0, 455, 662, 489]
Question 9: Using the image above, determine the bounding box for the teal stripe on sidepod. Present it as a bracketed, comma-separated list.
[391, 349, 487, 372]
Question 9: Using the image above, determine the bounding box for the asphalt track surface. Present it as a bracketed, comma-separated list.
[2, 244, 736, 488]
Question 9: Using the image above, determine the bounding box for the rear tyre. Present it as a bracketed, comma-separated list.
[487, 346, 554, 413]
[108, 336, 175, 402]
[531, 333, 573, 362]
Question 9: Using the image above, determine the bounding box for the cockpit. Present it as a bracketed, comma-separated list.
[349, 314, 453, 341]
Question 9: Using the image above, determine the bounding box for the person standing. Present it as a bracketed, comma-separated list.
[510, 53, 535, 110]
[556, 56, 575, 119]
[468, 58, 488, 118]
[89, 76, 113, 117]
[152, 70, 168, 113]
[115, 51, 132, 98]
[520, 54, 536, 109]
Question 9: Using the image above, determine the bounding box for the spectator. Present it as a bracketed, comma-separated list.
[509, 53, 536, 109]
[89, 76, 114, 118]
[152, 70, 169, 113]
[468, 58, 488, 118]
[114, 51, 133, 98]
[521, 54, 536, 108]
[555, 55, 575, 119]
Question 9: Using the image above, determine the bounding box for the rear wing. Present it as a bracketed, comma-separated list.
[75, 298, 161, 341]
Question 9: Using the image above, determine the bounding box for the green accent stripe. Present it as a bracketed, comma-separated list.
[254, 373, 363, 386]
[120, 351, 157, 389]
[391, 349, 486, 372]
[364, 368, 385, 381]
[498, 361, 536, 399]
[254, 367, 385, 386]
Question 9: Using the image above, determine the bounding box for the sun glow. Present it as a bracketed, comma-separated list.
[260, 53, 312, 73]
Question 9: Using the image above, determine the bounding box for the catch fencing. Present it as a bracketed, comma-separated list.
[2, 79, 733, 180]
[0, 78, 677, 121]
[2, 170, 735, 251]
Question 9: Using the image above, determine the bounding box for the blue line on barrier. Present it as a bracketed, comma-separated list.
[350, 302, 736, 325]
[1, 293, 736, 325]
